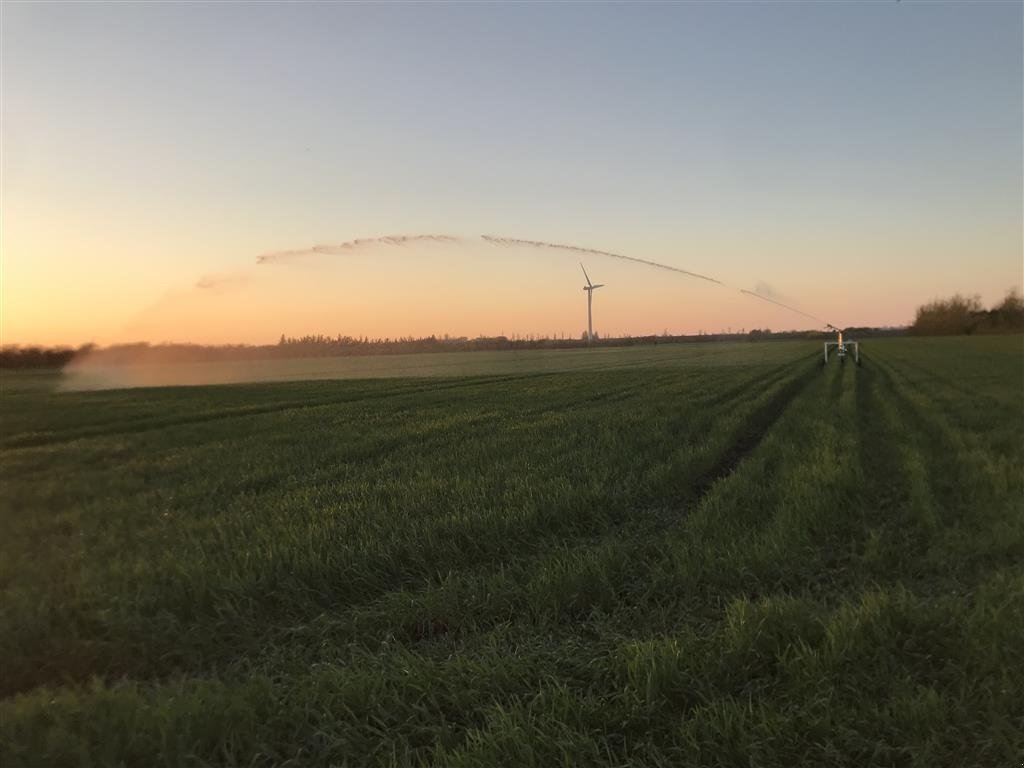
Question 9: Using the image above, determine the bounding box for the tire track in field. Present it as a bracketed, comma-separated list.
[3, 352, 800, 451]
[0, 372, 576, 450]
[874, 352, 1024, 446]
[131, 358, 817, 672]
[512, 365, 766, 420]
[1, 357, 820, 696]
[6, 345, 811, 449]
[853, 357, 967, 585]
[269, 356, 823, 651]
[884, 355, 1012, 407]
[852, 358, 934, 577]
[857, 354, 1023, 588]
[689, 353, 819, 496]
[5, 344, 811, 450]
[254, 356, 822, 651]
[1, 353, 747, 450]
[208, 367, 780, 553]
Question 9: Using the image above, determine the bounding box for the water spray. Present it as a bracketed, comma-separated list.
[481, 235, 854, 357]
[253, 231, 858, 363]
[256, 234, 462, 264]
[481, 235, 723, 284]
[738, 289, 829, 327]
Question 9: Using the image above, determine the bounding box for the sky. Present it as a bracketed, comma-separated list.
[2, 1, 1021, 346]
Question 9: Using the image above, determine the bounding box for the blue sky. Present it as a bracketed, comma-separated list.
[3, 1, 1021, 343]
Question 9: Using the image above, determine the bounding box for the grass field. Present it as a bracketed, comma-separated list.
[58, 341, 805, 390]
[1, 337, 1022, 767]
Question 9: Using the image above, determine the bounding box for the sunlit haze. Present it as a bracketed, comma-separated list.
[2, 2, 1021, 346]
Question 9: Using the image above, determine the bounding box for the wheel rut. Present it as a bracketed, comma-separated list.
[3, 356, 822, 696]
[690, 355, 819, 497]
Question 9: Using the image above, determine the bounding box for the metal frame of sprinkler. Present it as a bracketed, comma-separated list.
[823, 325, 860, 366]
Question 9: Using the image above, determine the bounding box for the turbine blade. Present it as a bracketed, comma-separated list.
[580, 263, 593, 287]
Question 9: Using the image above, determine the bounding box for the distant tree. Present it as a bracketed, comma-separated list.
[913, 289, 1023, 335]
[913, 294, 984, 335]
[0, 345, 80, 369]
[991, 287, 1024, 331]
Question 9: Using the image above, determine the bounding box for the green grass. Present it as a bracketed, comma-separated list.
[59, 340, 805, 390]
[1, 338, 1021, 767]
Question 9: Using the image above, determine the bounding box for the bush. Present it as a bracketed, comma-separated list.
[912, 289, 1024, 335]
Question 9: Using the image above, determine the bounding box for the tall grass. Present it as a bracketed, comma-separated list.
[1, 337, 1021, 766]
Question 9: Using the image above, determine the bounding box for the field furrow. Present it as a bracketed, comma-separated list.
[1, 337, 1021, 767]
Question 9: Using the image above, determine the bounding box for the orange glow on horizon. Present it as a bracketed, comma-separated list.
[5, 233, 1020, 348]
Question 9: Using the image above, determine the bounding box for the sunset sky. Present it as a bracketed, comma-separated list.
[2, 2, 1021, 346]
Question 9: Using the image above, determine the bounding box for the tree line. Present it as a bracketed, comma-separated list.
[6, 290, 1017, 371]
[912, 289, 1023, 336]
[0, 345, 93, 370]
[2, 328, 896, 370]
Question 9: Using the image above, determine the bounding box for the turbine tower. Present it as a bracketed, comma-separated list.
[581, 263, 604, 343]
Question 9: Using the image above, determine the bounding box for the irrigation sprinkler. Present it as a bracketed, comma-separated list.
[823, 325, 860, 366]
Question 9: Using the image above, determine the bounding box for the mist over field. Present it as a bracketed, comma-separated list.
[59, 341, 802, 390]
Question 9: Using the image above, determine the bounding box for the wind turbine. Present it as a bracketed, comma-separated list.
[581, 263, 604, 343]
